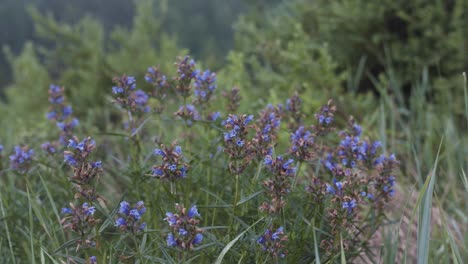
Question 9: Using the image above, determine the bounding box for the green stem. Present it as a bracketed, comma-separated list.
[291, 161, 303, 189]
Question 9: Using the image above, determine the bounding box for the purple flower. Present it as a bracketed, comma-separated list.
[188, 206, 200, 218]
[130, 209, 141, 220]
[168, 164, 177, 171]
[272, 226, 284, 240]
[92, 161, 102, 168]
[165, 212, 177, 226]
[64, 153, 77, 166]
[178, 228, 188, 236]
[174, 146, 182, 155]
[119, 201, 130, 215]
[244, 115, 254, 125]
[82, 203, 96, 216]
[342, 199, 357, 212]
[89, 256, 97, 264]
[112, 86, 124, 94]
[61, 207, 72, 214]
[153, 149, 165, 156]
[167, 233, 178, 247]
[264, 156, 273, 166]
[193, 233, 203, 245]
[115, 217, 126, 228]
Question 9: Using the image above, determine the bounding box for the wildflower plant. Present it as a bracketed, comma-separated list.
[46, 84, 79, 146]
[60, 202, 99, 250]
[164, 204, 203, 251]
[9, 145, 34, 174]
[61, 136, 104, 253]
[256, 226, 288, 260]
[115, 201, 147, 234]
[111, 75, 150, 134]
[252, 104, 283, 158]
[222, 114, 255, 174]
[260, 156, 296, 214]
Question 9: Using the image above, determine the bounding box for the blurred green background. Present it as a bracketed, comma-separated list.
[0, 0, 466, 262]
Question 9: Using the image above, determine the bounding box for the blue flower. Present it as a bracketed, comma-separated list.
[92, 161, 102, 168]
[133, 90, 149, 106]
[112, 86, 124, 94]
[64, 153, 77, 166]
[335, 181, 343, 191]
[89, 256, 97, 264]
[272, 226, 283, 240]
[0, 144, 3, 152]
[152, 168, 164, 176]
[178, 228, 188, 236]
[168, 164, 177, 171]
[61, 207, 72, 214]
[115, 217, 126, 227]
[188, 206, 200, 218]
[342, 199, 357, 212]
[127, 76, 136, 90]
[326, 184, 336, 194]
[153, 149, 165, 157]
[179, 166, 188, 178]
[165, 212, 177, 226]
[193, 233, 203, 245]
[130, 209, 141, 220]
[264, 156, 273, 166]
[119, 201, 130, 215]
[82, 203, 96, 216]
[282, 159, 294, 170]
[236, 139, 245, 147]
[167, 233, 177, 247]
[174, 146, 182, 155]
[244, 115, 254, 125]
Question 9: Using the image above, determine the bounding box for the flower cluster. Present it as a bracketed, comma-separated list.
[174, 104, 201, 126]
[285, 92, 303, 131]
[252, 104, 283, 158]
[145, 66, 169, 113]
[61, 202, 99, 250]
[175, 56, 196, 98]
[256, 226, 288, 258]
[260, 156, 296, 214]
[112, 75, 150, 133]
[9, 146, 34, 173]
[289, 126, 315, 161]
[145, 66, 169, 93]
[151, 144, 188, 181]
[64, 137, 102, 184]
[222, 114, 255, 174]
[89, 256, 97, 264]
[41, 141, 58, 155]
[165, 204, 203, 250]
[63, 136, 103, 202]
[312, 99, 336, 136]
[46, 84, 79, 145]
[112, 75, 150, 112]
[193, 69, 217, 107]
[115, 201, 147, 234]
[223, 86, 242, 113]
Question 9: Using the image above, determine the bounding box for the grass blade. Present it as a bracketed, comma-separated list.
[215, 217, 264, 264]
[0, 192, 17, 264]
[416, 138, 442, 264]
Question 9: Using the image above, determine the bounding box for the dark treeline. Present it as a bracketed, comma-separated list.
[0, 0, 247, 90]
